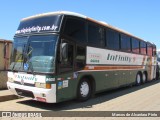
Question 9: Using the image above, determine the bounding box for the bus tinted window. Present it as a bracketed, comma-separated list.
[132, 38, 140, 53]
[140, 41, 147, 55]
[120, 34, 131, 52]
[106, 29, 119, 50]
[88, 23, 104, 46]
[147, 43, 153, 56]
[157, 51, 160, 62]
[75, 46, 86, 70]
[63, 18, 86, 42]
[153, 46, 156, 56]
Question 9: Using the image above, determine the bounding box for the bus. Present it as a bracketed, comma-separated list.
[0, 39, 12, 89]
[157, 50, 160, 79]
[157, 50, 160, 64]
[7, 11, 157, 103]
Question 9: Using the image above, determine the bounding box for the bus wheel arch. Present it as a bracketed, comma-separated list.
[77, 75, 95, 101]
[135, 71, 142, 86]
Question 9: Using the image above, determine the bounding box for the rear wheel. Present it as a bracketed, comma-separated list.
[136, 73, 141, 85]
[77, 78, 91, 101]
[142, 72, 147, 84]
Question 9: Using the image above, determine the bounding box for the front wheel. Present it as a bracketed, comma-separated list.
[77, 78, 91, 101]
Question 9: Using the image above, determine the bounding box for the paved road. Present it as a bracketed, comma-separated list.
[0, 80, 160, 120]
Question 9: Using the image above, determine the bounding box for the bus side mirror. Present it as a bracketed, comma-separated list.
[61, 43, 68, 61]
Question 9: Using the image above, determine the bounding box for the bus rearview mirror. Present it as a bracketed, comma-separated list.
[61, 43, 68, 61]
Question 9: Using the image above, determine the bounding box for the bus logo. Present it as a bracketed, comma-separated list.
[21, 79, 24, 85]
[88, 53, 101, 63]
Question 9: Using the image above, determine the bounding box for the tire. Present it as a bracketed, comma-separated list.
[77, 78, 91, 101]
[136, 73, 141, 86]
[156, 72, 159, 80]
[142, 72, 147, 84]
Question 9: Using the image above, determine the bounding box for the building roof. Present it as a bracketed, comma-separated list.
[0, 39, 12, 43]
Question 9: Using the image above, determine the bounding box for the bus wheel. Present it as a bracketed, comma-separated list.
[77, 78, 91, 101]
[142, 72, 147, 84]
[136, 73, 141, 86]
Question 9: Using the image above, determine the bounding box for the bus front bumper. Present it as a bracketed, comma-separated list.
[7, 82, 57, 103]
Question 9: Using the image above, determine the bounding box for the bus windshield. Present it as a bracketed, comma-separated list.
[10, 35, 58, 73]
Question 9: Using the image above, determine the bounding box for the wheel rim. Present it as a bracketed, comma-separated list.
[137, 74, 141, 84]
[80, 81, 89, 97]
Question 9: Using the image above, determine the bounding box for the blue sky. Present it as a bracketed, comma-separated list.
[0, 0, 160, 49]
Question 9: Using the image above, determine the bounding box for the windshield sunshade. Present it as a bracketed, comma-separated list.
[16, 15, 62, 34]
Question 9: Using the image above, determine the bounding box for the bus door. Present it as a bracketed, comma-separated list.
[59, 39, 74, 73]
[57, 39, 76, 100]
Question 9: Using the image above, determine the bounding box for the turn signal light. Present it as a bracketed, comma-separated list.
[46, 83, 51, 89]
[35, 82, 51, 89]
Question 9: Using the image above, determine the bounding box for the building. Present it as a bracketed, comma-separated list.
[0, 39, 12, 89]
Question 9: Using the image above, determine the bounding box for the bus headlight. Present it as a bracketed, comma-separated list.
[8, 77, 14, 83]
[35, 82, 51, 89]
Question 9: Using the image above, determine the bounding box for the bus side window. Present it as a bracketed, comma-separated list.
[75, 46, 86, 70]
[120, 34, 131, 52]
[147, 43, 153, 56]
[88, 23, 104, 47]
[106, 29, 120, 50]
[63, 17, 86, 43]
[140, 41, 147, 55]
[132, 38, 140, 54]
[153, 46, 156, 56]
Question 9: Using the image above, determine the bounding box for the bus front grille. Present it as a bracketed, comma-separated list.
[15, 88, 34, 98]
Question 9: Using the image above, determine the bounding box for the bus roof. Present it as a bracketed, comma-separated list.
[22, 11, 87, 21]
[21, 11, 155, 45]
